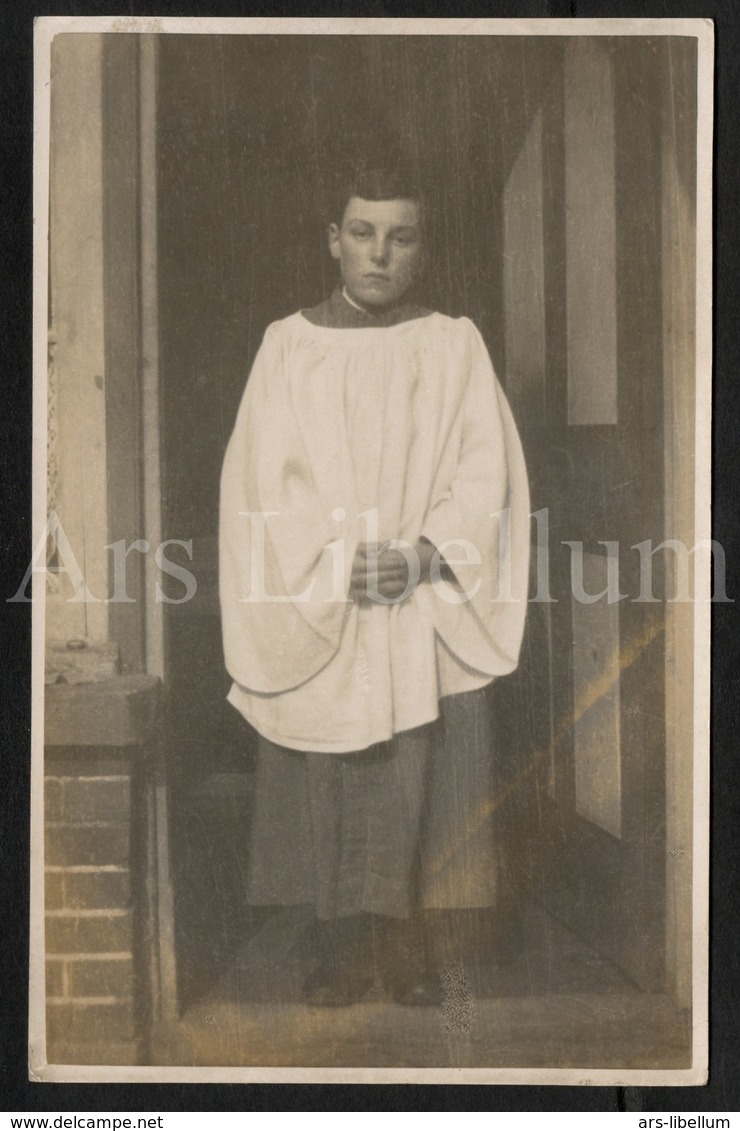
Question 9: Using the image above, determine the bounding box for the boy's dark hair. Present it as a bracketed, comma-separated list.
[329, 161, 425, 226]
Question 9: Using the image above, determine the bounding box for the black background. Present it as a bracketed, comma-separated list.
[3, 0, 738, 1114]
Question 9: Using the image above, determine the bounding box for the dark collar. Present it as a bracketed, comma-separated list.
[302, 288, 431, 329]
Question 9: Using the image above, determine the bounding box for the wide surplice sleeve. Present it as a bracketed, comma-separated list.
[219, 324, 355, 695]
[419, 319, 531, 678]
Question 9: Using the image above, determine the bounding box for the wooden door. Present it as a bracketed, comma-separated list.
[501, 38, 673, 990]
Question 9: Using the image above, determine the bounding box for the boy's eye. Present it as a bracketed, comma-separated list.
[350, 228, 371, 239]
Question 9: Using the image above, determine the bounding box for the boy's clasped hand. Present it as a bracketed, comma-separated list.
[348, 539, 437, 603]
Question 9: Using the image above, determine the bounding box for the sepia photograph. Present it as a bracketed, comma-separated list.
[29, 16, 712, 1084]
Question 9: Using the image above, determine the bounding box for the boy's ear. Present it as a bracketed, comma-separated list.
[328, 223, 341, 261]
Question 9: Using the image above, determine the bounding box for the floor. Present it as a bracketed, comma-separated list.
[150, 900, 691, 1071]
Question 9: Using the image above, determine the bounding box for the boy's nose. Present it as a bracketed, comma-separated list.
[370, 241, 389, 266]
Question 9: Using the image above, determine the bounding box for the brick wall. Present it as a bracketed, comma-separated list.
[44, 748, 141, 1064]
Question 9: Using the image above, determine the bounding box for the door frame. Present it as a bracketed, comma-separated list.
[125, 32, 698, 1020]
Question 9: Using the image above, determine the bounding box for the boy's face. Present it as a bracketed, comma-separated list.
[328, 197, 423, 310]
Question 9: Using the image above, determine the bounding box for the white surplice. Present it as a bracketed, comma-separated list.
[219, 310, 530, 753]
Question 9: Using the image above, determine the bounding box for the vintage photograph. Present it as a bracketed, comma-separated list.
[30, 17, 712, 1083]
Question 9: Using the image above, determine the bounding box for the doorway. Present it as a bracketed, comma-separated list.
[150, 33, 694, 1062]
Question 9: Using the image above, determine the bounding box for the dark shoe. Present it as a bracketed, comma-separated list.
[393, 970, 443, 1007]
[303, 962, 376, 1007]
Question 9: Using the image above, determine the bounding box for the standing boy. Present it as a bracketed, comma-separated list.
[219, 166, 530, 1006]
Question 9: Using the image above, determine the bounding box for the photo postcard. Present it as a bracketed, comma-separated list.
[28, 15, 713, 1085]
